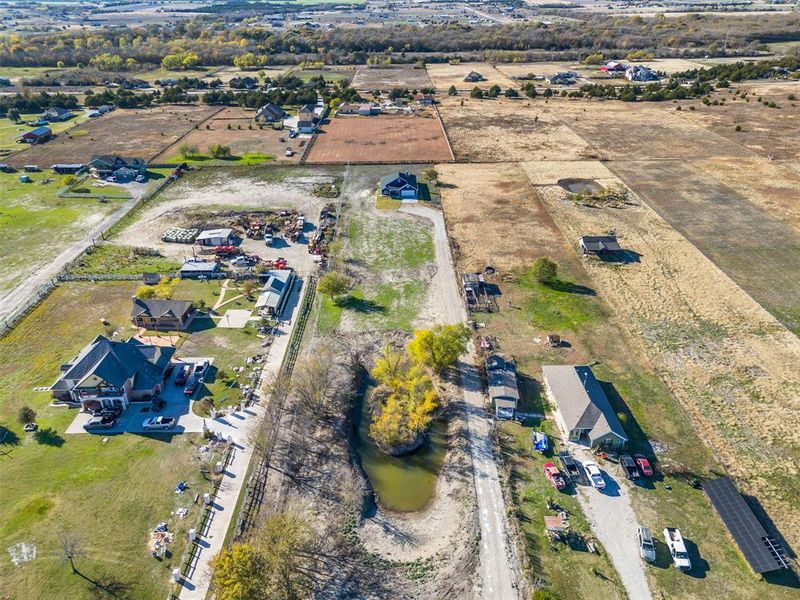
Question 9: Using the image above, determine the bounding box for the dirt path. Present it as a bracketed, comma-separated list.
[400, 204, 522, 600]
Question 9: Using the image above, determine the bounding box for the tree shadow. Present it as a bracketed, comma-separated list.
[338, 296, 385, 314]
[33, 427, 65, 447]
[76, 569, 133, 599]
[545, 279, 597, 296]
[0, 425, 20, 446]
[598, 380, 654, 458]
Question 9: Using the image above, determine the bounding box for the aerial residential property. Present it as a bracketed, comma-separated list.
[1, 4, 799, 600]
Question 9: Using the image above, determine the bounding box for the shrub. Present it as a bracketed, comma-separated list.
[209, 143, 232, 159]
[532, 257, 558, 284]
[735, 124, 742, 131]
[18, 406, 37, 425]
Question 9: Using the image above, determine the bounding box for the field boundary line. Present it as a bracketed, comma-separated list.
[433, 103, 456, 162]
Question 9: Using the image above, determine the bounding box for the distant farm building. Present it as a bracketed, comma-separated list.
[626, 65, 659, 82]
[131, 298, 196, 331]
[486, 354, 519, 419]
[179, 259, 221, 279]
[579, 235, 621, 255]
[196, 228, 235, 247]
[464, 71, 484, 82]
[51, 163, 85, 174]
[17, 127, 52, 144]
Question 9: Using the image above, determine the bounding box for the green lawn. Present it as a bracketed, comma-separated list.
[0, 173, 127, 295]
[499, 421, 625, 600]
[68, 244, 182, 276]
[164, 152, 274, 167]
[316, 293, 343, 334]
[0, 282, 218, 600]
[0, 112, 90, 154]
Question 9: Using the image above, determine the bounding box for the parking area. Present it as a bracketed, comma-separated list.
[65, 357, 213, 435]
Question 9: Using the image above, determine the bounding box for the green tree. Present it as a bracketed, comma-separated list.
[179, 143, 200, 159]
[487, 84, 501, 98]
[407, 324, 470, 374]
[505, 87, 520, 98]
[448, 85, 458, 96]
[18, 405, 36, 425]
[532, 257, 558, 284]
[209, 543, 266, 600]
[209, 143, 232, 159]
[582, 52, 604, 65]
[318, 271, 350, 301]
[7, 108, 21, 122]
[470, 86, 484, 99]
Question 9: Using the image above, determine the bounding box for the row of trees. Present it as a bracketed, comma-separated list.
[0, 13, 793, 68]
[0, 91, 79, 115]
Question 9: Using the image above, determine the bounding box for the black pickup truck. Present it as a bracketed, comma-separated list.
[620, 454, 642, 480]
[558, 451, 581, 481]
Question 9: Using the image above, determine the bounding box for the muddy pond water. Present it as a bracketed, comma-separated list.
[353, 390, 448, 512]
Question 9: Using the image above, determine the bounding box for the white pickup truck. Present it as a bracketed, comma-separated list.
[663, 527, 692, 571]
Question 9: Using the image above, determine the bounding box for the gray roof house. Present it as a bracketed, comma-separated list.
[51, 335, 174, 411]
[42, 106, 74, 121]
[196, 228, 234, 247]
[546, 71, 578, 85]
[89, 155, 146, 177]
[380, 172, 419, 200]
[541, 365, 628, 450]
[579, 235, 621, 254]
[464, 71, 484, 82]
[486, 354, 519, 419]
[131, 298, 196, 331]
[256, 269, 297, 317]
[255, 102, 287, 123]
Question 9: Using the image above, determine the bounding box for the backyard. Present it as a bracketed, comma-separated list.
[0, 282, 216, 600]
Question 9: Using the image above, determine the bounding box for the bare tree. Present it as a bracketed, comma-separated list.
[58, 530, 85, 574]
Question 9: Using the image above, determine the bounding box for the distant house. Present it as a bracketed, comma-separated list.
[464, 71, 484, 82]
[297, 104, 317, 133]
[97, 104, 115, 114]
[51, 163, 85, 174]
[156, 78, 178, 87]
[131, 298, 195, 331]
[541, 365, 628, 450]
[230, 76, 258, 90]
[179, 259, 221, 279]
[255, 102, 287, 123]
[380, 171, 419, 200]
[486, 354, 520, 419]
[358, 103, 380, 116]
[51, 335, 175, 411]
[89, 155, 146, 180]
[545, 72, 577, 85]
[0, 77, 11, 87]
[87, 110, 102, 118]
[601, 61, 628, 76]
[255, 269, 297, 317]
[196, 228, 234, 247]
[41, 107, 74, 122]
[337, 102, 360, 115]
[0, 163, 13, 173]
[18, 127, 52, 144]
[626, 65, 659, 82]
[414, 93, 434, 106]
[579, 235, 621, 255]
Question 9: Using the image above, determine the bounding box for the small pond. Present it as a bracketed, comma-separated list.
[353, 389, 448, 513]
[558, 178, 603, 194]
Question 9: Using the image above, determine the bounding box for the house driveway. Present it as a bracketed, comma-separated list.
[64, 358, 214, 435]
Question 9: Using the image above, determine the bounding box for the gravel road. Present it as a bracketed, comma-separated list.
[401, 205, 521, 600]
[574, 451, 653, 600]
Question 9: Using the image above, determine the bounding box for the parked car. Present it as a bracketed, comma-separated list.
[634, 454, 654, 477]
[543, 462, 567, 490]
[175, 364, 191, 386]
[142, 416, 176, 430]
[558, 451, 581, 481]
[23, 422, 38, 432]
[664, 528, 692, 571]
[230, 256, 249, 267]
[265, 233, 273, 246]
[582, 461, 605, 489]
[194, 360, 209, 379]
[620, 454, 642, 480]
[637, 526, 657, 563]
[84, 415, 116, 430]
[183, 375, 198, 397]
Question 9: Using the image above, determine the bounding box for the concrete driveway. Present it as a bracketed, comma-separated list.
[65, 358, 213, 435]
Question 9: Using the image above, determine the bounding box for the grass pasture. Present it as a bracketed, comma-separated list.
[351, 65, 432, 91]
[0, 172, 127, 296]
[0, 282, 216, 600]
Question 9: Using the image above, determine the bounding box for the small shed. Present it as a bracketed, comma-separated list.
[18, 127, 52, 144]
[196, 229, 234, 247]
[579, 235, 621, 255]
[52, 163, 85, 175]
[179, 259, 221, 279]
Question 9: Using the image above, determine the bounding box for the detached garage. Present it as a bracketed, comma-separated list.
[196, 228, 234, 247]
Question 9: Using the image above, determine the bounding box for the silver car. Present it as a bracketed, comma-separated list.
[637, 526, 657, 563]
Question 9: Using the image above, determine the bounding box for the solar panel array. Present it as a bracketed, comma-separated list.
[703, 477, 789, 574]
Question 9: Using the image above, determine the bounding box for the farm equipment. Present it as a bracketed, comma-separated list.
[214, 245, 240, 257]
[462, 273, 497, 312]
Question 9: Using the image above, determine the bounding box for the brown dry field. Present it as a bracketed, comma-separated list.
[676, 84, 800, 160]
[8, 105, 220, 167]
[306, 114, 452, 164]
[153, 107, 301, 162]
[520, 160, 800, 558]
[352, 65, 432, 90]
[438, 96, 594, 162]
[426, 62, 518, 91]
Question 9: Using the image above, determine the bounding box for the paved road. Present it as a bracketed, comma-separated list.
[178, 281, 307, 599]
[401, 205, 520, 600]
[0, 191, 141, 324]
